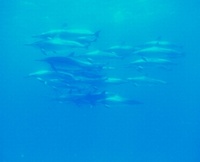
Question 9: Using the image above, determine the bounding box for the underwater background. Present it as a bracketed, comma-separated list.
[1, 0, 200, 162]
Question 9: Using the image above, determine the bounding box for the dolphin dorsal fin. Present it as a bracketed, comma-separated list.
[142, 57, 148, 62]
[155, 36, 162, 46]
[87, 58, 93, 63]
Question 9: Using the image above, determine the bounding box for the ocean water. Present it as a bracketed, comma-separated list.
[1, 0, 200, 162]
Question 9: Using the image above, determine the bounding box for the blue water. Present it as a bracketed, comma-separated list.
[1, 0, 200, 162]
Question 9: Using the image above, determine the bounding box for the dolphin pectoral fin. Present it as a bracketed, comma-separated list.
[47, 37, 53, 40]
[104, 104, 110, 108]
[91, 86, 98, 93]
[141, 57, 148, 62]
[50, 63, 58, 72]
[136, 66, 144, 73]
[86, 58, 93, 63]
[40, 48, 47, 55]
[133, 83, 140, 87]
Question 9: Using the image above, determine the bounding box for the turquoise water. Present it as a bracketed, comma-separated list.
[1, 0, 200, 162]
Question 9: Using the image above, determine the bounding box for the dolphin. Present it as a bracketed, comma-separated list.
[28, 70, 74, 79]
[127, 76, 167, 86]
[33, 28, 100, 40]
[104, 77, 128, 85]
[44, 78, 91, 93]
[76, 50, 120, 60]
[104, 94, 142, 106]
[140, 40, 183, 49]
[133, 46, 184, 59]
[67, 77, 128, 92]
[54, 91, 107, 107]
[128, 57, 177, 70]
[26, 38, 89, 54]
[103, 45, 136, 58]
[69, 69, 105, 79]
[27, 70, 75, 85]
[28, 70, 101, 93]
[54, 91, 142, 107]
[37, 56, 104, 71]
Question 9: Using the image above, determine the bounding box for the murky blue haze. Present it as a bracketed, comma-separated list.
[1, 0, 200, 162]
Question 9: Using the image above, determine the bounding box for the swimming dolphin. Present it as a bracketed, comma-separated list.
[27, 70, 75, 86]
[140, 40, 183, 49]
[127, 76, 167, 86]
[67, 77, 129, 92]
[128, 57, 177, 70]
[104, 77, 128, 85]
[37, 56, 104, 71]
[68, 69, 105, 79]
[26, 38, 89, 54]
[133, 46, 184, 59]
[103, 45, 136, 58]
[76, 50, 120, 60]
[54, 91, 142, 108]
[33, 28, 100, 40]
[104, 94, 142, 107]
[54, 91, 107, 107]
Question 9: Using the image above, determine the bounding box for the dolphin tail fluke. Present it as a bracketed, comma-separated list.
[49, 63, 59, 72]
[40, 48, 47, 55]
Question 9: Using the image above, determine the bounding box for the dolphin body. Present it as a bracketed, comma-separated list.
[66, 77, 129, 92]
[127, 76, 167, 86]
[54, 91, 142, 108]
[27, 70, 75, 86]
[103, 45, 136, 58]
[37, 56, 104, 71]
[33, 28, 100, 41]
[26, 38, 88, 54]
[28, 70, 74, 80]
[48, 76, 128, 93]
[104, 77, 128, 85]
[76, 50, 120, 60]
[27, 70, 101, 92]
[70, 76, 128, 86]
[54, 91, 107, 107]
[140, 40, 183, 49]
[104, 94, 142, 106]
[129, 58, 176, 67]
[133, 46, 184, 59]
[69, 69, 105, 79]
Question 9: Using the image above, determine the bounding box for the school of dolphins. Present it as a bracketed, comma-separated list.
[26, 26, 185, 108]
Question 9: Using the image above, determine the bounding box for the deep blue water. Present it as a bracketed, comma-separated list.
[1, 0, 200, 162]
